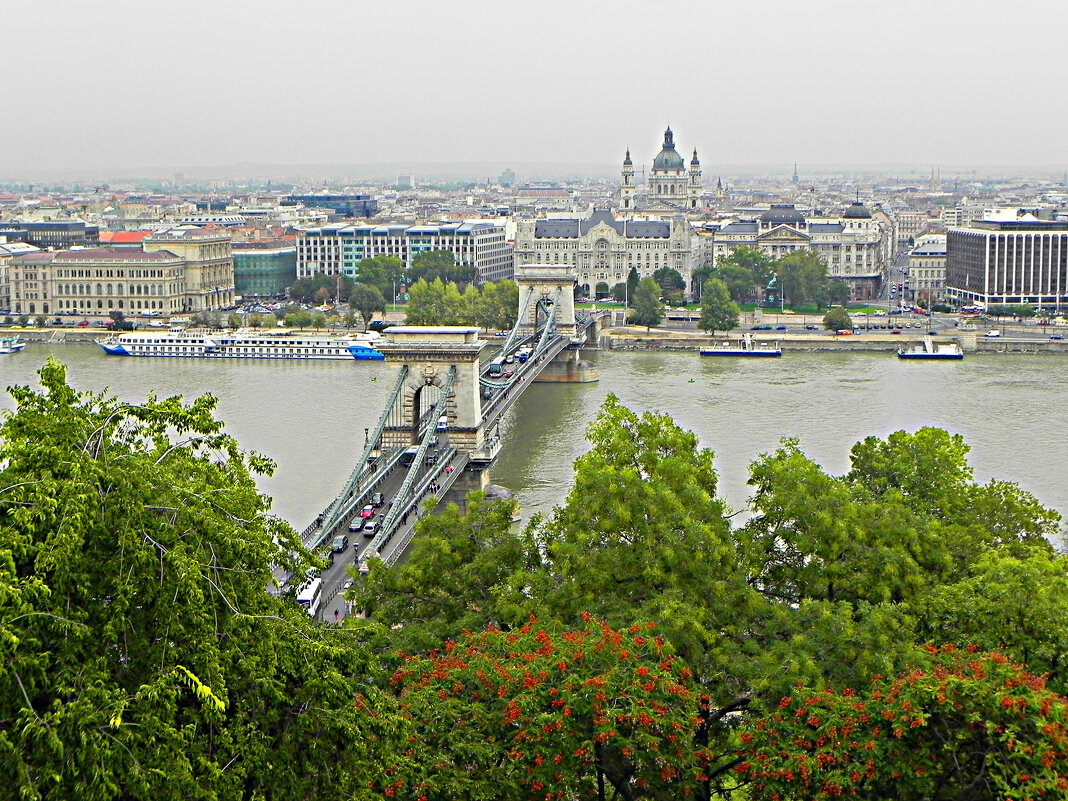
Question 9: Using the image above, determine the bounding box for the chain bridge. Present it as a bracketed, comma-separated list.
[285, 266, 608, 615]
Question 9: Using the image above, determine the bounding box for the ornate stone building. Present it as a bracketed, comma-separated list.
[712, 203, 888, 300]
[620, 126, 702, 214]
[513, 208, 695, 297]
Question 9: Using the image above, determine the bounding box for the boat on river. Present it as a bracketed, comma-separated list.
[699, 332, 782, 357]
[0, 335, 26, 355]
[97, 329, 385, 360]
[897, 338, 963, 360]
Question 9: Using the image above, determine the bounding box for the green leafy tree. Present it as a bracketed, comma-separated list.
[289, 274, 353, 304]
[529, 395, 746, 678]
[652, 267, 686, 304]
[353, 492, 531, 654]
[227, 312, 242, 328]
[311, 311, 326, 329]
[699, 279, 740, 334]
[474, 280, 518, 331]
[626, 266, 640, 308]
[777, 250, 827, 307]
[630, 277, 663, 330]
[0, 360, 405, 800]
[349, 283, 386, 331]
[738, 645, 1068, 801]
[410, 250, 475, 286]
[822, 307, 852, 331]
[248, 313, 264, 328]
[354, 255, 405, 300]
[610, 282, 627, 302]
[691, 265, 714, 299]
[714, 265, 755, 302]
[718, 246, 774, 289]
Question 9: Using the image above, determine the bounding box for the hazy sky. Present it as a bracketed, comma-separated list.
[6, 0, 1067, 176]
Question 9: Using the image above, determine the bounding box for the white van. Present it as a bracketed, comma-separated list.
[436, 415, 448, 432]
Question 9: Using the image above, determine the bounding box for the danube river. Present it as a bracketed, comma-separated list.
[3, 344, 1067, 538]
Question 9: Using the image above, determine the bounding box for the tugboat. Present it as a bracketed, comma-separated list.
[699, 331, 782, 357]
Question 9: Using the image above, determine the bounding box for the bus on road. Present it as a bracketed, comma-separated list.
[296, 576, 323, 618]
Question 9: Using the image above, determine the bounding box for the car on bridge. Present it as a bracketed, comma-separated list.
[363, 521, 379, 537]
[348, 519, 362, 532]
[371, 491, 384, 506]
[331, 535, 348, 552]
[359, 504, 375, 518]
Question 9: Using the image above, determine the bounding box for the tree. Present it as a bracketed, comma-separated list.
[652, 267, 686, 304]
[737, 645, 1068, 801]
[349, 283, 386, 330]
[529, 395, 747, 679]
[718, 246, 774, 289]
[691, 265, 714, 299]
[410, 250, 475, 286]
[626, 267, 640, 308]
[630, 277, 663, 330]
[352, 492, 532, 654]
[354, 255, 405, 300]
[227, 312, 242, 328]
[822, 307, 852, 331]
[915, 550, 1068, 694]
[108, 310, 134, 331]
[698, 279, 739, 335]
[288, 274, 352, 304]
[776, 250, 827, 307]
[311, 311, 326, 329]
[0, 360, 405, 800]
[392, 616, 737, 801]
[610, 282, 627, 302]
[283, 309, 313, 329]
[714, 265, 756, 303]
[248, 313, 264, 328]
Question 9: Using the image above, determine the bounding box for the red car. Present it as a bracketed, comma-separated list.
[890, 329, 902, 335]
[359, 505, 375, 518]
[77, 320, 90, 327]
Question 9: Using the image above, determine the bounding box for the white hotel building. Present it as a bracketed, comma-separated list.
[295, 221, 513, 284]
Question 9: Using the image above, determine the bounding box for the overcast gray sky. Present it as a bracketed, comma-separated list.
[5, 0, 1067, 176]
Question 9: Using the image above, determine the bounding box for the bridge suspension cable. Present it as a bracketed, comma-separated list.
[315, 365, 409, 541]
[367, 364, 457, 554]
[491, 284, 537, 362]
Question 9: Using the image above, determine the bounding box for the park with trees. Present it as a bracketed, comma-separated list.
[3, 358, 1067, 799]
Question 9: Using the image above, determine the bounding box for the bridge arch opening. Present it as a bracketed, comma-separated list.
[409, 383, 443, 444]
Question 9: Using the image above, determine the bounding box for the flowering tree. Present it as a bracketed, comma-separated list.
[736, 645, 1068, 800]
[390, 616, 741, 801]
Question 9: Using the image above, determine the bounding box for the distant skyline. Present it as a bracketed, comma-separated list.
[5, 0, 1068, 180]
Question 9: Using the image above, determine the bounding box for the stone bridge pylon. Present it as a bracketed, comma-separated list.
[376, 326, 487, 452]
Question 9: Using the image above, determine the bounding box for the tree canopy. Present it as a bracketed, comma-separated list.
[349, 283, 386, 330]
[630, 277, 663, 330]
[698, 279, 740, 334]
[409, 250, 476, 286]
[0, 360, 404, 800]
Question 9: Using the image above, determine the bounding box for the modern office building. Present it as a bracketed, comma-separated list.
[295, 220, 512, 284]
[513, 207, 695, 296]
[232, 240, 297, 297]
[945, 214, 1068, 307]
[0, 220, 100, 250]
[281, 194, 378, 219]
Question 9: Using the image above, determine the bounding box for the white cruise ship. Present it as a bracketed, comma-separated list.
[97, 329, 385, 361]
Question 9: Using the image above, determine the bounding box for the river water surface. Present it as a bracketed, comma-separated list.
[3, 344, 1066, 537]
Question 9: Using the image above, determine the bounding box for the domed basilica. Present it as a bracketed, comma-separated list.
[620, 126, 702, 214]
